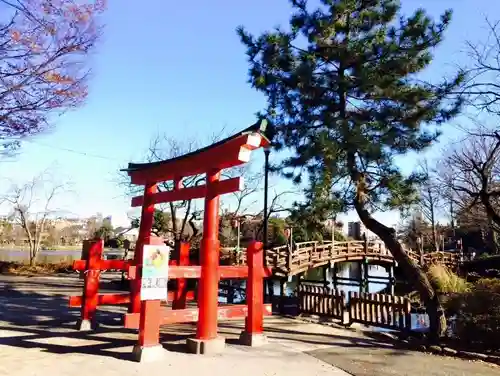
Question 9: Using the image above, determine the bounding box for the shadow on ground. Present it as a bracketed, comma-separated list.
[0, 276, 406, 364]
[0, 277, 194, 362]
[2, 276, 497, 375]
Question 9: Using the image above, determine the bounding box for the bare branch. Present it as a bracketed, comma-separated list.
[440, 124, 500, 235]
[461, 18, 500, 114]
[417, 158, 442, 251]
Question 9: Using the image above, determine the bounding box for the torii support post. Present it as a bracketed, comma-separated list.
[129, 182, 167, 362]
[129, 182, 157, 315]
[76, 239, 103, 331]
[186, 169, 225, 354]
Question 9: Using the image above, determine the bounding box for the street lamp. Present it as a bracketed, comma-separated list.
[263, 146, 271, 252]
[263, 145, 271, 302]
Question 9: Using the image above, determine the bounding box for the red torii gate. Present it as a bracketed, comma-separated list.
[123, 119, 271, 360]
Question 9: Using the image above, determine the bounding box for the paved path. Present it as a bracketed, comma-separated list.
[0, 274, 348, 376]
[0, 274, 498, 376]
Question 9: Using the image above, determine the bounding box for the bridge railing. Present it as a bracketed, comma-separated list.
[221, 240, 460, 275]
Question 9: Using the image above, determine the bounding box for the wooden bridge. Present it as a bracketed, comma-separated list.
[221, 240, 460, 277]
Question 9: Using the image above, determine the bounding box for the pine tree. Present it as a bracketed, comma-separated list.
[238, 0, 464, 339]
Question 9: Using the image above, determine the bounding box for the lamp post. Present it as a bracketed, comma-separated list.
[263, 146, 270, 251]
[331, 215, 337, 244]
[263, 145, 271, 302]
[417, 236, 423, 265]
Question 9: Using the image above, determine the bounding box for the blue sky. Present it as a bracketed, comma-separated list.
[1, 0, 498, 229]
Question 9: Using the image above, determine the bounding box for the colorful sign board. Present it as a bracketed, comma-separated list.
[140, 244, 171, 301]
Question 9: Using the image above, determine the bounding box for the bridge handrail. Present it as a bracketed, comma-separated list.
[220, 240, 459, 274]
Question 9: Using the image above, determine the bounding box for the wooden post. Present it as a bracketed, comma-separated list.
[332, 263, 338, 290]
[322, 266, 328, 288]
[279, 279, 286, 314]
[363, 258, 369, 294]
[239, 241, 268, 346]
[172, 242, 190, 310]
[286, 246, 292, 272]
[129, 182, 157, 314]
[77, 239, 103, 331]
[388, 263, 395, 295]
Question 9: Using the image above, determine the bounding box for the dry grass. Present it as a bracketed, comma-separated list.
[0, 261, 74, 275]
[427, 264, 471, 294]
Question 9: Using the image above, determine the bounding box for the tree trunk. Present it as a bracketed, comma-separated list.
[29, 242, 37, 266]
[353, 198, 446, 341]
[428, 187, 438, 252]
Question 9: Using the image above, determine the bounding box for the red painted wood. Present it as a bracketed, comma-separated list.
[124, 304, 273, 329]
[245, 241, 265, 334]
[73, 259, 86, 271]
[131, 177, 243, 207]
[69, 290, 197, 308]
[73, 259, 130, 271]
[138, 299, 162, 348]
[197, 169, 222, 341]
[219, 266, 248, 279]
[263, 266, 273, 278]
[129, 133, 265, 185]
[129, 183, 157, 314]
[70, 293, 130, 307]
[167, 265, 248, 279]
[80, 240, 103, 323]
[172, 242, 190, 310]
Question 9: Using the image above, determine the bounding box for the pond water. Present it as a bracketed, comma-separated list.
[0, 248, 124, 264]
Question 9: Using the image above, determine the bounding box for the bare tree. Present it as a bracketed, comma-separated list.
[417, 158, 442, 251]
[120, 128, 300, 248]
[221, 165, 263, 216]
[462, 18, 500, 114]
[442, 125, 500, 252]
[120, 127, 236, 247]
[2, 171, 68, 265]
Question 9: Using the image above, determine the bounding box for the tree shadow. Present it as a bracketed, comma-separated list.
[218, 320, 410, 352]
[0, 275, 412, 363]
[0, 284, 194, 361]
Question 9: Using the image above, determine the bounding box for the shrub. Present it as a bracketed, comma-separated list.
[446, 278, 500, 350]
[427, 265, 471, 294]
[0, 261, 73, 275]
[477, 252, 491, 260]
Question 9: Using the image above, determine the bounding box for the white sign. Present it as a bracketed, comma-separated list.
[140, 244, 171, 301]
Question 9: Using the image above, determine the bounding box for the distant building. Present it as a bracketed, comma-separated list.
[348, 221, 366, 240]
[348, 221, 378, 241]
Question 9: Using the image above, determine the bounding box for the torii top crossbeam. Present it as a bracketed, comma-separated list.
[123, 119, 270, 185]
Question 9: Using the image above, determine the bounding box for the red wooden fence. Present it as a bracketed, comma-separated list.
[70, 239, 273, 356]
[69, 239, 195, 329]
